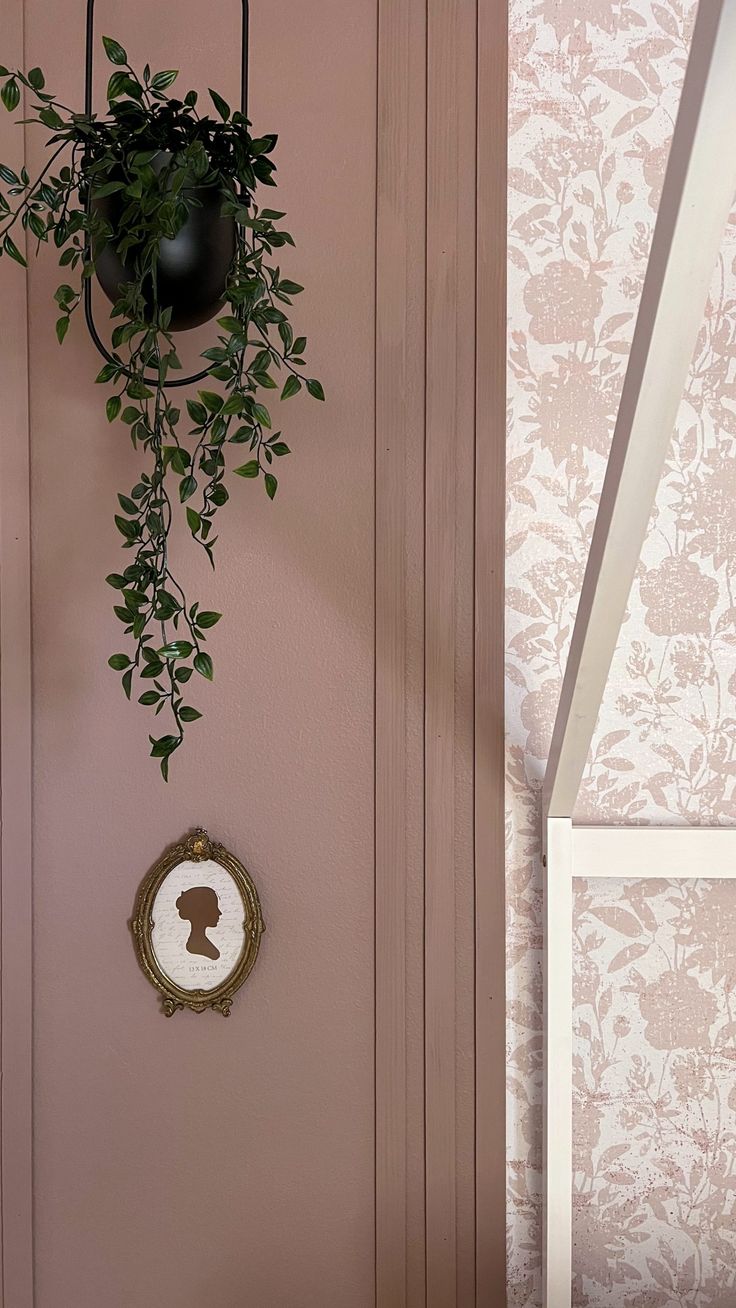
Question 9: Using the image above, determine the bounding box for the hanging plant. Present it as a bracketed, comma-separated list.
[0, 39, 323, 778]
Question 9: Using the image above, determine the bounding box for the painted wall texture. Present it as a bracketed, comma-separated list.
[507, 1, 736, 1304]
[26, 1, 377, 1305]
[3, 0, 503, 1299]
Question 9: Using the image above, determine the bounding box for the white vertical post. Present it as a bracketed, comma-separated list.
[543, 816, 573, 1308]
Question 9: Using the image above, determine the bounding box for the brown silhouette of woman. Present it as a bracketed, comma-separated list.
[176, 886, 222, 960]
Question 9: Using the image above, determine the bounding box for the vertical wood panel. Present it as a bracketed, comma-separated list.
[475, 0, 508, 1297]
[375, 0, 427, 1304]
[0, 1, 34, 1302]
[376, 0, 506, 1303]
[425, 0, 479, 1303]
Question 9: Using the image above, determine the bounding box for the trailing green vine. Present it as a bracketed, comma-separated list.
[0, 39, 323, 778]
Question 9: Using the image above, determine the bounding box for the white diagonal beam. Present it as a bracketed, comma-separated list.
[545, 0, 736, 821]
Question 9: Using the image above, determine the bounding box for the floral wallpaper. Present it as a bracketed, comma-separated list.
[572, 876, 736, 1307]
[506, 0, 736, 1304]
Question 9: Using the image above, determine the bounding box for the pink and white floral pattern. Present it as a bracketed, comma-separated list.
[572, 877, 736, 1307]
[507, 1, 736, 1303]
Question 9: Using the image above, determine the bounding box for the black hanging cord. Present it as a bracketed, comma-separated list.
[82, 0, 250, 388]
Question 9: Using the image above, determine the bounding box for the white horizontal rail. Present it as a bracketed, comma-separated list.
[572, 824, 736, 879]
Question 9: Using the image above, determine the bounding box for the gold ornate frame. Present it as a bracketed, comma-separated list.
[131, 828, 264, 1016]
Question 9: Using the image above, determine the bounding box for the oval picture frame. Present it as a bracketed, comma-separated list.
[131, 829, 264, 1016]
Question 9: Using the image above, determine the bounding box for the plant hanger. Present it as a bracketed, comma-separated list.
[83, 0, 250, 388]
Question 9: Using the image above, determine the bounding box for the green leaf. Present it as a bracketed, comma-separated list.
[216, 315, 242, 334]
[3, 233, 26, 267]
[234, 460, 259, 478]
[138, 690, 160, 705]
[151, 69, 178, 90]
[179, 475, 197, 502]
[149, 734, 180, 758]
[27, 67, 45, 90]
[179, 706, 202, 722]
[102, 36, 128, 66]
[27, 211, 46, 240]
[208, 88, 230, 120]
[158, 640, 193, 659]
[122, 668, 133, 700]
[306, 378, 325, 401]
[108, 653, 130, 670]
[106, 573, 127, 589]
[198, 389, 223, 413]
[281, 375, 301, 400]
[194, 651, 214, 680]
[229, 425, 254, 445]
[0, 163, 19, 184]
[55, 316, 69, 344]
[186, 507, 201, 534]
[264, 473, 278, 501]
[140, 660, 164, 679]
[196, 610, 221, 629]
[250, 135, 277, 155]
[270, 441, 290, 456]
[38, 106, 62, 129]
[93, 179, 126, 198]
[106, 71, 129, 101]
[115, 514, 139, 540]
[186, 398, 207, 425]
[106, 394, 121, 422]
[1, 79, 20, 112]
[249, 403, 269, 430]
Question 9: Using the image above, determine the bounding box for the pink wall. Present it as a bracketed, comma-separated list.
[26, 1, 376, 1304]
[0, 1, 507, 1302]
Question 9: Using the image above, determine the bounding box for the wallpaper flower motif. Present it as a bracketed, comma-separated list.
[572, 878, 736, 1307]
[507, 1, 736, 1303]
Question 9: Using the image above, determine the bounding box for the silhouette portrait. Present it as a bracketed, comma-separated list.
[176, 885, 222, 960]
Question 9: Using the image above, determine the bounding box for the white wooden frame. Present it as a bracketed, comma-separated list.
[542, 3, 736, 1305]
[543, 824, 736, 1307]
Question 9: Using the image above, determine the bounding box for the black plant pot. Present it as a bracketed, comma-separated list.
[93, 156, 236, 333]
